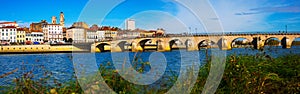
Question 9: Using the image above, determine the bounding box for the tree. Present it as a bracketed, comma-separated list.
[68, 38, 73, 43]
[266, 39, 280, 45]
[63, 37, 68, 42]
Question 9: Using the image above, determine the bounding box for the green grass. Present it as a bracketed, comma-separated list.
[0, 53, 299, 94]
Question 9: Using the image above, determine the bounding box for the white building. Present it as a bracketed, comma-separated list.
[125, 19, 135, 30]
[42, 24, 63, 42]
[31, 32, 44, 43]
[25, 32, 44, 43]
[86, 30, 97, 43]
[0, 22, 18, 28]
[96, 30, 105, 41]
[66, 27, 86, 43]
[0, 26, 17, 43]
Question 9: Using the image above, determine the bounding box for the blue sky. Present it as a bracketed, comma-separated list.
[1, 0, 300, 33]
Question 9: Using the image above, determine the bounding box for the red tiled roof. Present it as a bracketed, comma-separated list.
[17, 28, 29, 31]
[0, 26, 17, 28]
[0, 22, 16, 24]
[47, 24, 61, 25]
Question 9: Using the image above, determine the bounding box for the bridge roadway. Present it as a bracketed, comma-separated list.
[91, 33, 300, 52]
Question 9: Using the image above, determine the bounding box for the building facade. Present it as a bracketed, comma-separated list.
[30, 20, 47, 32]
[16, 28, 27, 43]
[96, 30, 105, 41]
[30, 32, 44, 43]
[66, 27, 86, 43]
[42, 24, 63, 42]
[0, 26, 17, 43]
[86, 30, 97, 43]
[99, 26, 119, 40]
[125, 19, 135, 30]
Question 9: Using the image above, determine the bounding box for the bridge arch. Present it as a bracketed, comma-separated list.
[291, 37, 300, 47]
[115, 40, 132, 51]
[169, 39, 184, 50]
[264, 37, 281, 46]
[131, 38, 157, 52]
[96, 43, 110, 52]
[217, 38, 231, 50]
[197, 40, 216, 50]
[230, 37, 252, 48]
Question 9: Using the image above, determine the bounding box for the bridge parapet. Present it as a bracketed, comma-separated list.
[90, 33, 300, 52]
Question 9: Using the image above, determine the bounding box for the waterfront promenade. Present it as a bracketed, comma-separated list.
[1, 33, 300, 53]
[0, 44, 87, 53]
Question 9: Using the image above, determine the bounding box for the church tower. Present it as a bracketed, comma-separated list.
[52, 16, 57, 24]
[60, 12, 65, 27]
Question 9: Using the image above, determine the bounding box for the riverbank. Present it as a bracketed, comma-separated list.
[0, 45, 88, 54]
[0, 52, 299, 93]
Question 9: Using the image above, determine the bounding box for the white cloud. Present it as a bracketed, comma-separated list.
[208, 0, 276, 32]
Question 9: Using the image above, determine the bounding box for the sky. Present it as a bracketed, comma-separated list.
[1, 0, 300, 34]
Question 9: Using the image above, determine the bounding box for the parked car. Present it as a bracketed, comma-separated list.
[33, 42, 40, 45]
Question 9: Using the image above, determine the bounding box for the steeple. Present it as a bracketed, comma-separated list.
[60, 12, 65, 27]
[51, 16, 57, 24]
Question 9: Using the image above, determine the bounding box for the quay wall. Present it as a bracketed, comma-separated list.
[0, 45, 86, 53]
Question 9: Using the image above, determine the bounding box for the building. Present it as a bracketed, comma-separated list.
[0, 26, 17, 43]
[42, 24, 63, 42]
[89, 24, 106, 41]
[25, 32, 43, 44]
[71, 22, 89, 29]
[0, 21, 18, 27]
[140, 30, 156, 37]
[125, 19, 135, 30]
[156, 28, 165, 36]
[25, 33, 32, 44]
[99, 26, 119, 40]
[96, 30, 105, 41]
[0, 22, 19, 44]
[66, 27, 86, 43]
[62, 27, 67, 40]
[60, 12, 65, 27]
[86, 30, 97, 43]
[30, 20, 48, 32]
[30, 32, 44, 43]
[117, 30, 140, 39]
[16, 28, 28, 44]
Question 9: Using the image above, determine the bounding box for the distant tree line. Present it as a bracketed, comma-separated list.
[292, 41, 300, 45]
[234, 40, 252, 45]
[265, 39, 280, 45]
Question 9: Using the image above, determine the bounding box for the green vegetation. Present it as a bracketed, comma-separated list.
[265, 39, 280, 45]
[193, 54, 300, 93]
[0, 53, 299, 93]
[292, 41, 300, 45]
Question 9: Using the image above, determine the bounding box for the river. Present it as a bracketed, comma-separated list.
[0, 46, 299, 86]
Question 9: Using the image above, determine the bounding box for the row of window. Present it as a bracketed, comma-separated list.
[17, 35, 25, 38]
[0, 29, 16, 31]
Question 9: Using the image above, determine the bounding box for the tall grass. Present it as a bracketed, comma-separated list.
[0, 52, 299, 93]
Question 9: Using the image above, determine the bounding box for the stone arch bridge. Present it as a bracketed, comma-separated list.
[91, 33, 300, 52]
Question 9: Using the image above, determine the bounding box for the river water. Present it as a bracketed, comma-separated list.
[0, 46, 299, 86]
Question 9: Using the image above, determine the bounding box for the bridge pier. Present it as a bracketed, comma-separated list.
[252, 37, 265, 49]
[110, 42, 123, 52]
[131, 43, 143, 52]
[91, 44, 96, 52]
[157, 41, 171, 52]
[281, 37, 292, 49]
[218, 38, 232, 50]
